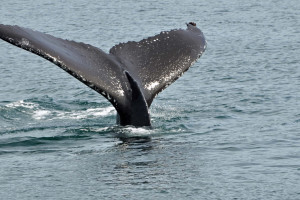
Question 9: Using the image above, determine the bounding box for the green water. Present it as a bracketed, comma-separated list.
[1, 0, 300, 199]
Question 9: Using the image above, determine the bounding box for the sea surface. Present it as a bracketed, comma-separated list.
[0, 0, 300, 199]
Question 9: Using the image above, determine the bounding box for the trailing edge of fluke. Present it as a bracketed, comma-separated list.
[0, 22, 206, 127]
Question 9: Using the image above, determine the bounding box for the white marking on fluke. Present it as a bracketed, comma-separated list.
[21, 38, 29, 46]
[146, 81, 159, 91]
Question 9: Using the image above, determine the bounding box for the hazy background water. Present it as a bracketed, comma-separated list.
[0, 0, 300, 199]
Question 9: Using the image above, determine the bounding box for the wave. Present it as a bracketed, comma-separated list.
[0, 99, 192, 149]
[2, 99, 116, 121]
[33, 107, 116, 120]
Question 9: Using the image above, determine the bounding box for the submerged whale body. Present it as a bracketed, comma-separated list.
[0, 22, 206, 127]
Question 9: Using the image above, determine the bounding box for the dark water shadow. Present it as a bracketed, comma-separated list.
[118, 136, 152, 144]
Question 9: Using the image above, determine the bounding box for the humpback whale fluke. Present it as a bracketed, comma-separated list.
[0, 22, 206, 127]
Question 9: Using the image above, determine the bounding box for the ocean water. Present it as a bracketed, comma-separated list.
[0, 0, 300, 199]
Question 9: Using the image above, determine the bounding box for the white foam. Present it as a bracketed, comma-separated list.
[5, 100, 115, 120]
[56, 107, 115, 119]
[5, 100, 37, 109]
[122, 126, 153, 137]
[90, 127, 110, 132]
[5, 100, 52, 120]
[33, 110, 51, 120]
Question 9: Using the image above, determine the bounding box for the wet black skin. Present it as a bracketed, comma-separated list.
[0, 22, 206, 127]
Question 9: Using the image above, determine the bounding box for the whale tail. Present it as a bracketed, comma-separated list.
[0, 23, 206, 126]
